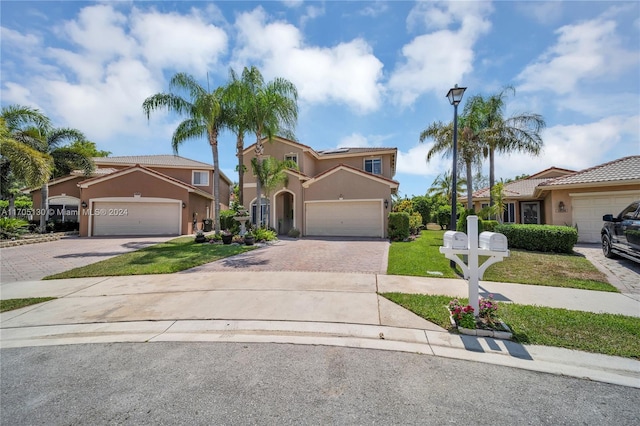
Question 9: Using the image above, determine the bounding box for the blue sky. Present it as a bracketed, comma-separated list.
[2, 1, 639, 197]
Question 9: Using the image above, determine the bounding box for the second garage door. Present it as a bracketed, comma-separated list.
[92, 200, 181, 236]
[305, 200, 383, 237]
[571, 192, 640, 243]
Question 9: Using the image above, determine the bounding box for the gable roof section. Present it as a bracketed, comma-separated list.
[539, 156, 640, 188]
[473, 178, 551, 200]
[302, 163, 399, 190]
[78, 164, 214, 199]
[528, 166, 576, 179]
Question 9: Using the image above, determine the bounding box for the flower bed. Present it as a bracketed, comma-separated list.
[447, 295, 513, 340]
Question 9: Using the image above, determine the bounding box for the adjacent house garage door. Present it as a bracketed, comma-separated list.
[571, 192, 640, 243]
[305, 200, 383, 237]
[92, 200, 181, 236]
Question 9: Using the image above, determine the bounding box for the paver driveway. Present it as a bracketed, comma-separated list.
[182, 237, 390, 274]
[0, 236, 175, 283]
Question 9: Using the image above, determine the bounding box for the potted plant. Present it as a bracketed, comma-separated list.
[221, 230, 233, 245]
[243, 232, 255, 246]
[194, 230, 207, 243]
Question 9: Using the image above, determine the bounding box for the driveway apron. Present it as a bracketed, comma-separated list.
[182, 237, 390, 274]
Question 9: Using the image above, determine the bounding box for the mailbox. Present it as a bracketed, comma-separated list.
[479, 232, 508, 252]
[443, 231, 468, 250]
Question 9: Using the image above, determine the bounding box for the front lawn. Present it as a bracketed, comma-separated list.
[388, 230, 616, 292]
[382, 293, 640, 359]
[1, 297, 56, 312]
[44, 237, 256, 279]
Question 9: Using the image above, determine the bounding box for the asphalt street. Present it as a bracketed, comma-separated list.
[2, 342, 638, 425]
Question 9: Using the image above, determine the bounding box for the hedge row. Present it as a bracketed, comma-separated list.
[388, 212, 410, 241]
[494, 224, 578, 253]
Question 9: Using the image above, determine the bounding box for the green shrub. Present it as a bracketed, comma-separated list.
[220, 210, 240, 234]
[435, 205, 451, 230]
[483, 220, 499, 232]
[0, 217, 29, 239]
[252, 227, 277, 241]
[494, 224, 578, 253]
[287, 228, 301, 238]
[409, 212, 423, 235]
[456, 209, 484, 234]
[388, 212, 410, 241]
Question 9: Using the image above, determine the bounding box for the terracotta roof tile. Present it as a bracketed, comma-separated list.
[473, 178, 551, 199]
[93, 155, 214, 169]
[541, 156, 640, 186]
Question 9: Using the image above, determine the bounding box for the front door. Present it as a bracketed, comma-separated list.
[521, 202, 540, 224]
[276, 192, 294, 235]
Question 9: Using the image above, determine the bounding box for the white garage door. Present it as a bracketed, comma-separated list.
[571, 192, 640, 243]
[305, 200, 383, 237]
[92, 201, 181, 236]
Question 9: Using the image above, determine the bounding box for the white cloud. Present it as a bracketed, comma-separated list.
[130, 7, 228, 75]
[337, 132, 393, 148]
[360, 2, 389, 18]
[389, 1, 492, 106]
[517, 18, 638, 94]
[232, 7, 384, 113]
[281, 0, 304, 8]
[300, 4, 325, 27]
[514, 2, 563, 25]
[397, 143, 451, 176]
[494, 115, 640, 178]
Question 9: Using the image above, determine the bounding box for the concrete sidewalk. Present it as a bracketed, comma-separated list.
[1, 272, 639, 388]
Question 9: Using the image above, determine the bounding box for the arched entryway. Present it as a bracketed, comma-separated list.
[274, 190, 295, 235]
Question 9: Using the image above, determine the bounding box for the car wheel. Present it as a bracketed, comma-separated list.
[602, 234, 616, 258]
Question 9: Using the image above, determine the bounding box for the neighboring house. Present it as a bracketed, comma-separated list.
[242, 136, 399, 238]
[27, 155, 232, 237]
[465, 156, 640, 243]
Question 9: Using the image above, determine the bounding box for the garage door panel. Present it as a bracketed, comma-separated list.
[93, 201, 180, 236]
[306, 201, 382, 237]
[571, 194, 639, 243]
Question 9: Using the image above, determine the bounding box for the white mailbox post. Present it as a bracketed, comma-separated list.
[439, 216, 509, 315]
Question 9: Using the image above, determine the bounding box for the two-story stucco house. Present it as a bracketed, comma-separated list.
[27, 155, 232, 237]
[241, 136, 399, 238]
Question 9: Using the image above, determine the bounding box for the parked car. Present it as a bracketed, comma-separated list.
[601, 201, 640, 263]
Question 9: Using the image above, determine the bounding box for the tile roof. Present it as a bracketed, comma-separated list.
[93, 155, 214, 169]
[540, 156, 640, 186]
[473, 178, 551, 199]
[316, 147, 395, 155]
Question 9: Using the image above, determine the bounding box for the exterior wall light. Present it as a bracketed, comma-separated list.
[81, 201, 87, 208]
[384, 199, 389, 209]
[558, 201, 566, 212]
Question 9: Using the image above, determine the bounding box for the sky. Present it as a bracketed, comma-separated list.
[1, 0, 639, 198]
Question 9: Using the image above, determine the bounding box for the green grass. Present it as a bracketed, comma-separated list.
[44, 236, 256, 279]
[388, 230, 616, 292]
[382, 293, 640, 359]
[1, 297, 56, 312]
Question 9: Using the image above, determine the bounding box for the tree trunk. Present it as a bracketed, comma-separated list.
[237, 134, 244, 206]
[489, 148, 495, 208]
[40, 183, 49, 233]
[209, 130, 221, 235]
[466, 161, 474, 213]
[8, 193, 15, 218]
[254, 139, 263, 228]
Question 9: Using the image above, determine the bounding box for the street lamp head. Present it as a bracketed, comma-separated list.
[446, 84, 467, 106]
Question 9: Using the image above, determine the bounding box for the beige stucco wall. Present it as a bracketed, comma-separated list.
[316, 153, 395, 179]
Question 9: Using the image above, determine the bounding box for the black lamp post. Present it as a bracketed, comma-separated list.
[446, 84, 466, 267]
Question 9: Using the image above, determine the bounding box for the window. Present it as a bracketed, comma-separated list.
[284, 153, 298, 165]
[192, 170, 209, 186]
[503, 202, 516, 223]
[621, 202, 639, 220]
[365, 158, 382, 175]
[251, 199, 270, 227]
[481, 203, 489, 209]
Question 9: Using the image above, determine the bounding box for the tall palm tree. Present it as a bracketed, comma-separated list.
[224, 67, 255, 206]
[143, 72, 228, 234]
[0, 106, 54, 217]
[37, 127, 95, 229]
[420, 115, 483, 209]
[242, 67, 298, 228]
[250, 157, 298, 228]
[465, 86, 545, 206]
[427, 170, 466, 202]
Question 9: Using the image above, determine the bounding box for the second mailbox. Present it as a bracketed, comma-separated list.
[479, 232, 508, 252]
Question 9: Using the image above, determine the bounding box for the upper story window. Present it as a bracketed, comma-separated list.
[284, 153, 298, 166]
[192, 170, 209, 186]
[365, 158, 382, 175]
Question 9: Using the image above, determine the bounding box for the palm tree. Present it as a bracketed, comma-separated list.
[143, 72, 228, 234]
[0, 106, 54, 217]
[250, 157, 298, 228]
[242, 67, 298, 228]
[427, 170, 466, 202]
[465, 86, 545, 206]
[36, 127, 95, 229]
[420, 116, 483, 209]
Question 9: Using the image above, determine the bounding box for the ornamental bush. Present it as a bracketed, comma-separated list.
[0, 217, 29, 239]
[494, 224, 578, 253]
[482, 220, 499, 232]
[388, 212, 410, 241]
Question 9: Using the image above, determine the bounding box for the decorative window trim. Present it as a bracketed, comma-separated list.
[284, 153, 298, 165]
[192, 170, 209, 186]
